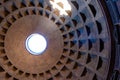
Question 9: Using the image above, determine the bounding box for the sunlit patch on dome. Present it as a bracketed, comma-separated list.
[50, 0, 72, 15]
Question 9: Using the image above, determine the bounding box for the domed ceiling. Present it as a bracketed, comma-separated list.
[0, 0, 112, 80]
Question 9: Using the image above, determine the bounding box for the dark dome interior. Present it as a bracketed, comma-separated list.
[0, 0, 119, 80]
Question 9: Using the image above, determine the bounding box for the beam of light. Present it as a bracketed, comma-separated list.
[50, 0, 71, 15]
[26, 33, 47, 55]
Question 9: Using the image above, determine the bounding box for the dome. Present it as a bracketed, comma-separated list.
[0, 0, 117, 80]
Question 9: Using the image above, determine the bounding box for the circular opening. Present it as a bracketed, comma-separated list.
[26, 33, 47, 55]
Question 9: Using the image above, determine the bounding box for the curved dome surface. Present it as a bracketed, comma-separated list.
[0, 0, 112, 80]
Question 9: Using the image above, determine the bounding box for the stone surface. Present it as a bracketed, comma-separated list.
[0, 0, 112, 80]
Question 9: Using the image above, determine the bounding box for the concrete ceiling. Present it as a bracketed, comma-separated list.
[0, 0, 112, 80]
